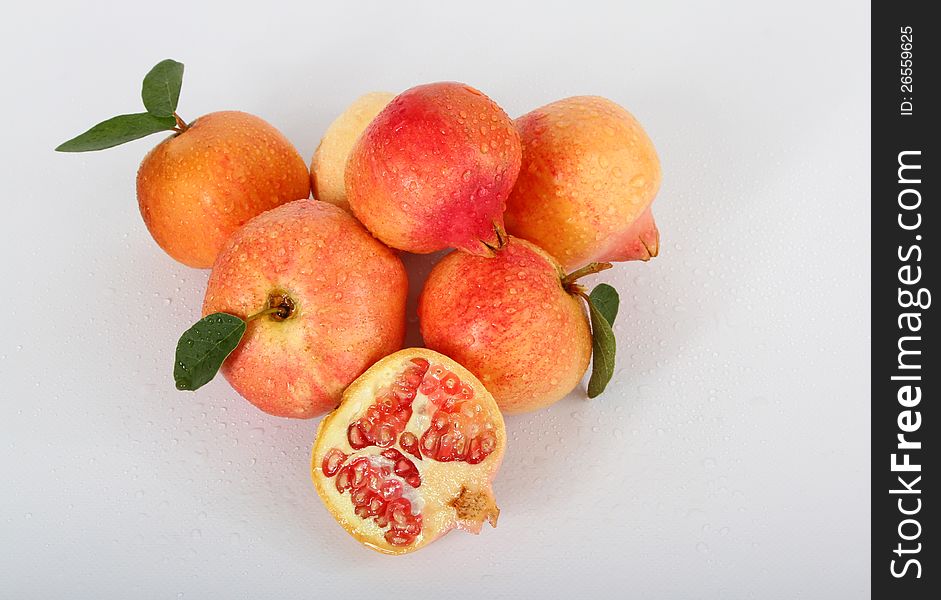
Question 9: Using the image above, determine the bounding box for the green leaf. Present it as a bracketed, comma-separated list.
[141, 59, 184, 117]
[174, 313, 247, 391]
[586, 297, 617, 398]
[55, 112, 176, 152]
[589, 283, 620, 326]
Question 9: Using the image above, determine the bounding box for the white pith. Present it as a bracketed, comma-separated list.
[363, 453, 424, 515]
[311, 349, 506, 555]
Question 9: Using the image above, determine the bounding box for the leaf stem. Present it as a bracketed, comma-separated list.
[173, 112, 189, 133]
[561, 262, 613, 292]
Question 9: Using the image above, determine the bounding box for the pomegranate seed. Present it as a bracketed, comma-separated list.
[437, 433, 455, 461]
[385, 498, 409, 518]
[351, 459, 369, 488]
[450, 413, 467, 431]
[348, 423, 366, 449]
[410, 357, 430, 371]
[385, 531, 411, 546]
[321, 448, 348, 477]
[400, 431, 421, 459]
[422, 430, 439, 453]
[394, 388, 416, 402]
[354, 488, 371, 505]
[429, 366, 446, 380]
[404, 371, 423, 387]
[380, 479, 402, 500]
[401, 520, 421, 536]
[427, 388, 447, 406]
[453, 436, 467, 459]
[376, 424, 394, 447]
[335, 466, 352, 492]
[442, 373, 460, 394]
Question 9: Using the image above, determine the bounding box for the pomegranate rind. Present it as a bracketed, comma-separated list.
[311, 348, 506, 555]
[419, 237, 591, 413]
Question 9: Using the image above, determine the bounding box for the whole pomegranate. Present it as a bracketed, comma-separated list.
[310, 92, 395, 211]
[345, 82, 521, 256]
[311, 349, 505, 554]
[505, 96, 661, 270]
[419, 237, 608, 413]
[202, 200, 408, 418]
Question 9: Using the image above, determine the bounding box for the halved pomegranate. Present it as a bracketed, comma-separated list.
[311, 348, 506, 555]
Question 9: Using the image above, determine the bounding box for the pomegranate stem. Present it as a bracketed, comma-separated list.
[245, 307, 284, 321]
[561, 262, 613, 291]
[173, 112, 189, 133]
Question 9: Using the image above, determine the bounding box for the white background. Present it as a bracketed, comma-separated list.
[0, 1, 870, 598]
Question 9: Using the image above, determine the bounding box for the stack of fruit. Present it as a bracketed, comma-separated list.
[59, 60, 662, 555]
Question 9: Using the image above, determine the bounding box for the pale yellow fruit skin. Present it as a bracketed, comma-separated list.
[310, 92, 395, 211]
[505, 96, 662, 271]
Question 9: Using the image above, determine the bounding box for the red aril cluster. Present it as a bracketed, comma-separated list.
[340, 358, 498, 466]
[322, 450, 424, 547]
[347, 358, 428, 449]
[419, 365, 497, 464]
